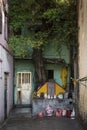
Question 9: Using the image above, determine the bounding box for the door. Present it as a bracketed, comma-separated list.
[4, 72, 9, 119]
[17, 72, 32, 105]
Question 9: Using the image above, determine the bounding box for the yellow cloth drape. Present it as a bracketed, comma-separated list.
[61, 66, 68, 88]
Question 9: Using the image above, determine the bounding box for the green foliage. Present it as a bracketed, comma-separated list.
[8, 35, 46, 57]
[42, 0, 77, 47]
[8, 0, 77, 57]
[8, 36, 31, 57]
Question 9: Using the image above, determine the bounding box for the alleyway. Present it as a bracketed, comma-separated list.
[0, 108, 84, 130]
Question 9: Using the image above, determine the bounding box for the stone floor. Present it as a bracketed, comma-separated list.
[0, 107, 84, 130]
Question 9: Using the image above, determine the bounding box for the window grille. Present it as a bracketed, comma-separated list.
[17, 72, 31, 87]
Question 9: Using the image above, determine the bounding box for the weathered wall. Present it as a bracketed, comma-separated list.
[0, 45, 13, 123]
[14, 45, 70, 105]
[14, 60, 64, 104]
[0, 0, 13, 123]
[14, 59, 35, 104]
[43, 43, 70, 64]
[78, 0, 87, 123]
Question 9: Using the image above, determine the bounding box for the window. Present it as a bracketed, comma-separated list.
[4, 16, 7, 40]
[17, 72, 31, 87]
[0, 8, 2, 34]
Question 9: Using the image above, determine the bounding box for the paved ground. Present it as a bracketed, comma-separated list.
[0, 109, 84, 130]
[0, 107, 84, 130]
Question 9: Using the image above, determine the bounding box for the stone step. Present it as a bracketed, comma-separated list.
[9, 107, 32, 119]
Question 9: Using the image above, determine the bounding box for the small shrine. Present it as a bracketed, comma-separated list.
[32, 82, 75, 119]
[36, 82, 66, 98]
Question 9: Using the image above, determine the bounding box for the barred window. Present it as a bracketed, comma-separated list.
[17, 72, 31, 88]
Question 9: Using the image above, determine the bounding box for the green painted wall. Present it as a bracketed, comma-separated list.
[43, 43, 70, 64]
[45, 64, 69, 87]
[45, 64, 62, 85]
[14, 43, 70, 104]
[14, 59, 35, 104]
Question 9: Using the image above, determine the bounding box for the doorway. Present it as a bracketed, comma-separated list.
[4, 72, 9, 119]
[16, 72, 32, 105]
[47, 70, 54, 81]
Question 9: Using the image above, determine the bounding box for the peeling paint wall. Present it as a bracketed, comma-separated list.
[78, 0, 87, 120]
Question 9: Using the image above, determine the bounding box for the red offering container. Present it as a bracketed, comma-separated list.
[55, 108, 62, 117]
[38, 112, 44, 118]
[66, 109, 72, 118]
